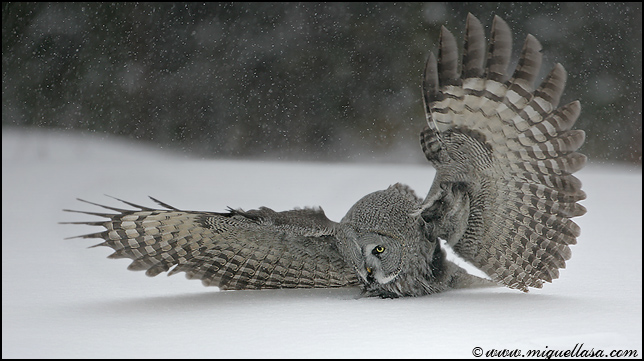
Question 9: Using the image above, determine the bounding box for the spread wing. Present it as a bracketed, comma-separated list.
[419, 14, 586, 291]
[63, 197, 360, 290]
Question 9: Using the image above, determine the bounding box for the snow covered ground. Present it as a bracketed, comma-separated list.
[2, 128, 642, 358]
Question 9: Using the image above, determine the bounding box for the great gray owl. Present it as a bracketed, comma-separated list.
[63, 14, 586, 298]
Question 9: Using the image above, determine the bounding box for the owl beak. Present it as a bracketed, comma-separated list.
[365, 267, 375, 284]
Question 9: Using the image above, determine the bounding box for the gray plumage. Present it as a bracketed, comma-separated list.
[63, 14, 586, 298]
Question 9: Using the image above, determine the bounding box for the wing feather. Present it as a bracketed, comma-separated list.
[64, 199, 359, 290]
[462, 13, 486, 79]
[419, 14, 586, 291]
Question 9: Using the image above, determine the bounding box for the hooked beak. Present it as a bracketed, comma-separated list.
[365, 267, 375, 284]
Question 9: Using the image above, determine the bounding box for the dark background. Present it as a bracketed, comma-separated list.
[3, 2, 642, 164]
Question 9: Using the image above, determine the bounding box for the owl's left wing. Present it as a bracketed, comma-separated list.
[63, 197, 360, 290]
[419, 14, 586, 291]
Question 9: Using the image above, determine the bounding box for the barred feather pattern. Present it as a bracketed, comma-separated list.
[65, 198, 359, 290]
[420, 14, 586, 291]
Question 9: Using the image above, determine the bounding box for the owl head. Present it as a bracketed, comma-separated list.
[338, 184, 434, 297]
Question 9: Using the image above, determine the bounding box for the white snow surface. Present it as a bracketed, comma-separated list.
[2, 128, 642, 358]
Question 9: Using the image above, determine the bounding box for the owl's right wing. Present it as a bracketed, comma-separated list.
[419, 14, 586, 291]
[63, 197, 360, 290]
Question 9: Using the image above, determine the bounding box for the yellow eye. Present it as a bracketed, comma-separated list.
[374, 245, 385, 254]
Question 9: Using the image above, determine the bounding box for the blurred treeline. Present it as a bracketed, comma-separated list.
[3, 2, 642, 164]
